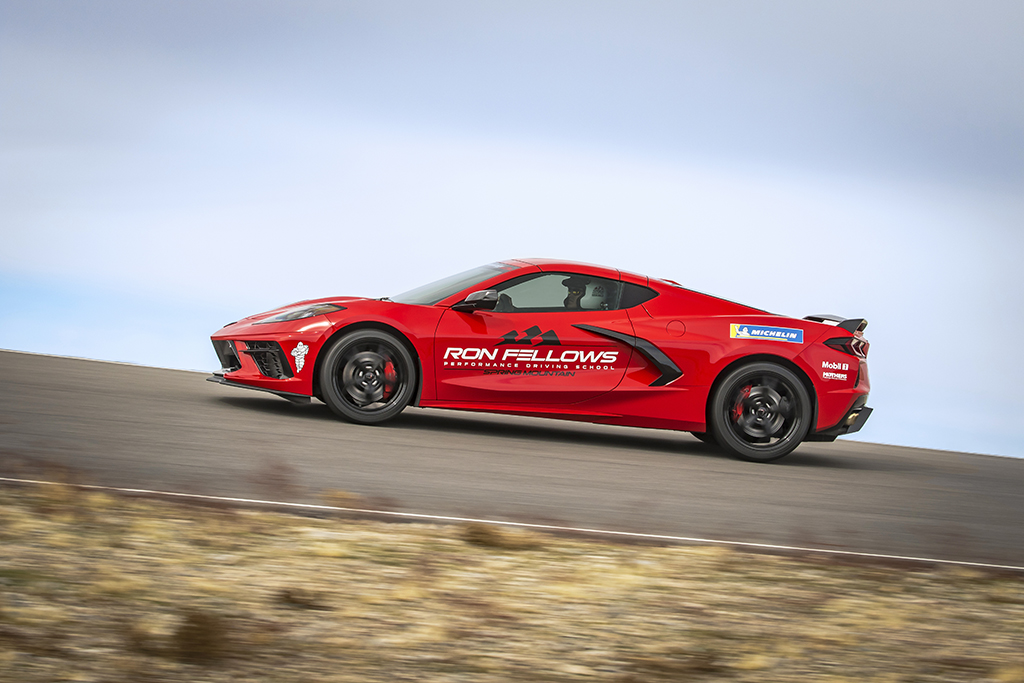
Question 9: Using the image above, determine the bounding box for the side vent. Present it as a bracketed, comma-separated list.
[212, 340, 242, 373]
[242, 341, 294, 379]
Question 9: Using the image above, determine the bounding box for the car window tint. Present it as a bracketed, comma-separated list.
[619, 283, 658, 308]
[493, 273, 623, 312]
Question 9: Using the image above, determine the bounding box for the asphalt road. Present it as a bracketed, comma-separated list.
[2, 349, 1022, 566]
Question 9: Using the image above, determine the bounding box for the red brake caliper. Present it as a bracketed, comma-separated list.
[732, 385, 751, 422]
[381, 361, 398, 400]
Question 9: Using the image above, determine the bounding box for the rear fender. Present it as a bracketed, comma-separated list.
[704, 354, 818, 436]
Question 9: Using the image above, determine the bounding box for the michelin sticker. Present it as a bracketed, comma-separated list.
[291, 342, 309, 372]
[730, 324, 804, 343]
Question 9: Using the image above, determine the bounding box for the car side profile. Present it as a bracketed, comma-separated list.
[209, 259, 871, 462]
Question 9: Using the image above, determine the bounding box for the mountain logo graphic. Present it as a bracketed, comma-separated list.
[496, 326, 561, 346]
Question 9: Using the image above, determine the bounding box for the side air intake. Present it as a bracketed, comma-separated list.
[241, 341, 294, 379]
[211, 340, 242, 373]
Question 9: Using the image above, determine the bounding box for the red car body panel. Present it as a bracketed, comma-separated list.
[210, 259, 870, 440]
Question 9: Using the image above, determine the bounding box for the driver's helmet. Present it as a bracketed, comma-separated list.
[562, 276, 588, 309]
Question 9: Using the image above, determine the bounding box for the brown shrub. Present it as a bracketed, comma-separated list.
[461, 522, 541, 550]
[276, 587, 331, 610]
[173, 609, 231, 664]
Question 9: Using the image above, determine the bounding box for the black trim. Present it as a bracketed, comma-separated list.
[573, 324, 683, 387]
[823, 337, 849, 352]
[823, 336, 869, 359]
[847, 406, 872, 433]
[211, 340, 242, 373]
[806, 395, 871, 441]
[206, 376, 311, 405]
[452, 289, 499, 313]
[838, 318, 868, 333]
[242, 341, 294, 379]
[803, 315, 867, 334]
[619, 283, 658, 309]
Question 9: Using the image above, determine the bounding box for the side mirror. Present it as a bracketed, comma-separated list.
[452, 289, 499, 313]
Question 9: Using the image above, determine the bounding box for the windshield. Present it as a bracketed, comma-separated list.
[391, 262, 518, 306]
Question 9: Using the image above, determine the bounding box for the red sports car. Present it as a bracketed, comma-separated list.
[209, 259, 871, 462]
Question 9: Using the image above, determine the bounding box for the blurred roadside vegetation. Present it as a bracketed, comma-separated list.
[1, 483, 1022, 682]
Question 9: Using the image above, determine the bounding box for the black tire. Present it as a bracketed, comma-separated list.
[319, 329, 417, 425]
[709, 362, 811, 462]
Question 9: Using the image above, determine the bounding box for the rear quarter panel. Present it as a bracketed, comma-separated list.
[588, 285, 835, 432]
[797, 326, 871, 430]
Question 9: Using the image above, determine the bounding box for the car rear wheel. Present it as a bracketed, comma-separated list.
[709, 362, 811, 462]
[319, 329, 416, 425]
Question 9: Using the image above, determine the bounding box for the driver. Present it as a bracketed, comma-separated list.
[562, 277, 588, 309]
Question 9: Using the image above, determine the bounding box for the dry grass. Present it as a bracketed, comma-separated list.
[0, 483, 1022, 682]
[461, 522, 543, 550]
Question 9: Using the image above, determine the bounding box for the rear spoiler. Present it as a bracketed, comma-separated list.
[804, 314, 868, 334]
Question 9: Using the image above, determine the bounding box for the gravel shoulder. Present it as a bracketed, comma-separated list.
[1, 483, 1023, 683]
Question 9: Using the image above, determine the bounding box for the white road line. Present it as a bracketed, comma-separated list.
[2, 476, 1021, 572]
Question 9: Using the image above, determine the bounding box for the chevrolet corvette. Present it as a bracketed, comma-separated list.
[209, 259, 871, 462]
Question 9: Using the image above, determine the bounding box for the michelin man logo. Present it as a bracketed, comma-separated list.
[291, 342, 309, 372]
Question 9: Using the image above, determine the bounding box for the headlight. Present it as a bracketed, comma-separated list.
[255, 303, 346, 324]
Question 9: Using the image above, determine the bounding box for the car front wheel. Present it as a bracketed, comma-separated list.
[709, 362, 811, 462]
[319, 329, 417, 425]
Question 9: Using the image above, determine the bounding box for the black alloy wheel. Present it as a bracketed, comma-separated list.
[319, 329, 416, 425]
[709, 362, 811, 462]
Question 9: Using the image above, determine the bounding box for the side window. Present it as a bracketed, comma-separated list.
[492, 273, 623, 312]
[619, 282, 658, 309]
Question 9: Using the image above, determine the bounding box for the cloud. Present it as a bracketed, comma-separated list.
[3, 1, 1022, 183]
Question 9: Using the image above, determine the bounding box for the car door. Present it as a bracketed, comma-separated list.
[434, 271, 635, 404]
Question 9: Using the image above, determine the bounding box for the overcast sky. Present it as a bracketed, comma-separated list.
[2, 1, 1022, 457]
